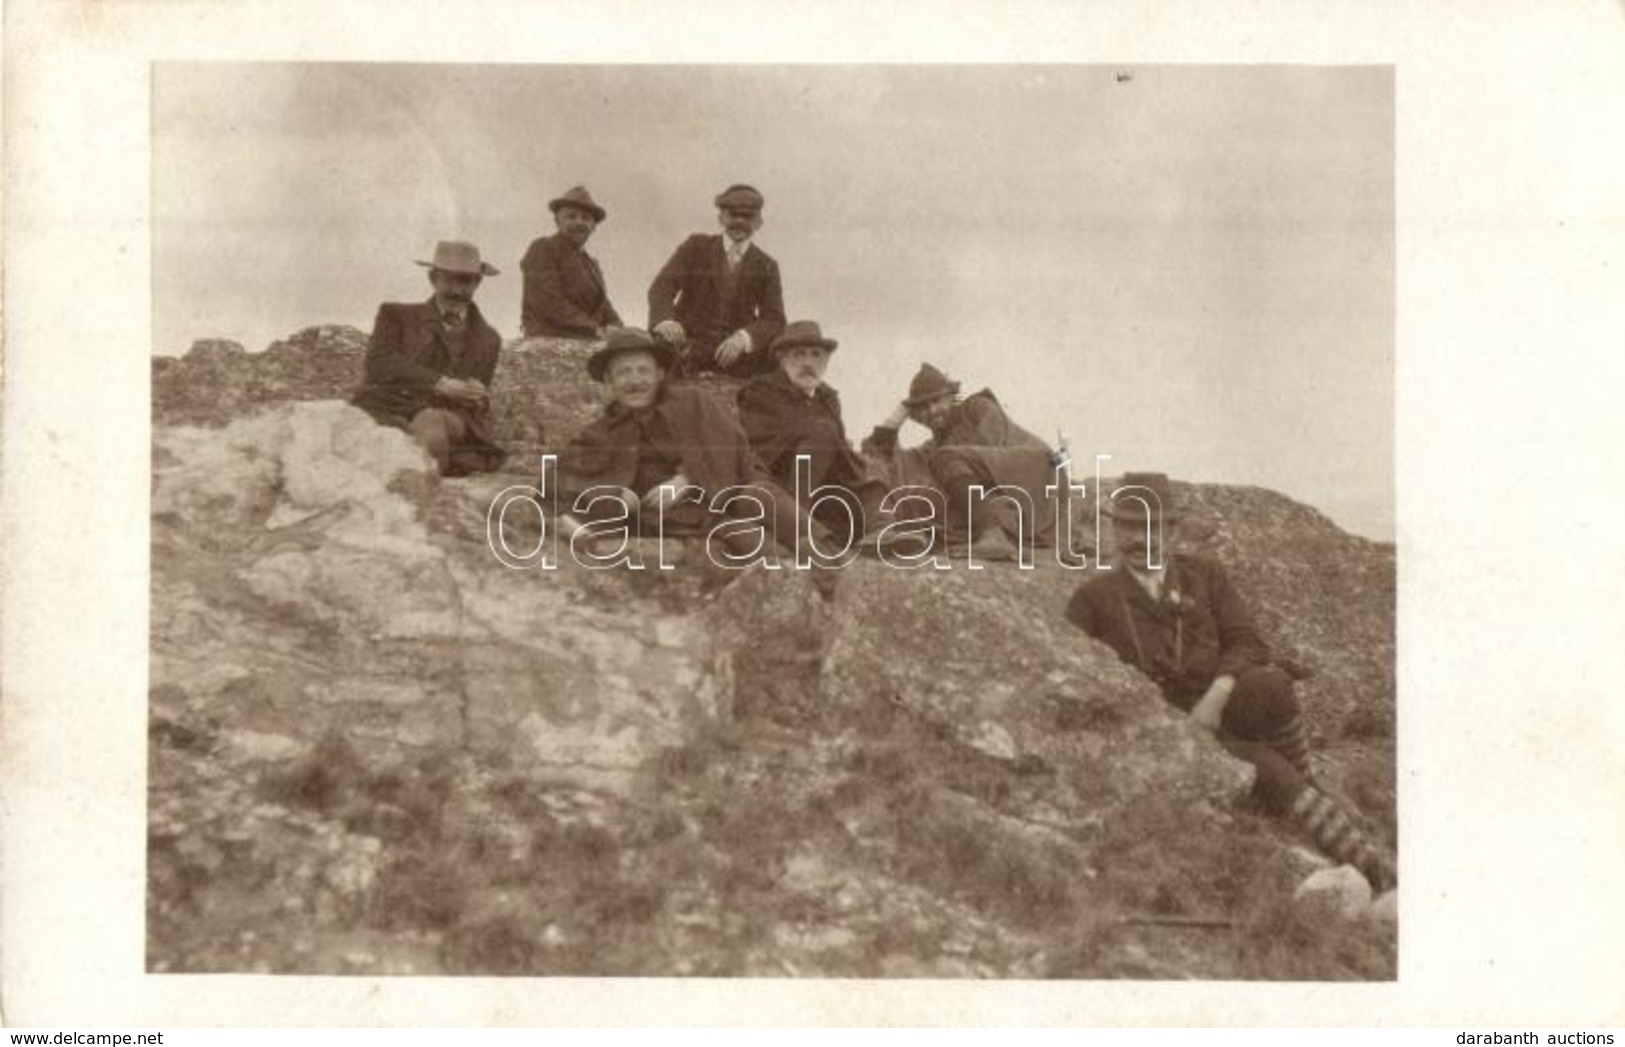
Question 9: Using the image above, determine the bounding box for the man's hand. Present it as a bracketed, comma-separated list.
[640, 474, 693, 513]
[653, 320, 686, 345]
[713, 330, 752, 368]
[882, 402, 911, 429]
[596, 323, 621, 339]
[435, 376, 489, 407]
[1188, 674, 1237, 733]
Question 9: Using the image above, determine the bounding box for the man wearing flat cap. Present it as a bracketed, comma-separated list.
[352, 240, 507, 476]
[550, 327, 817, 566]
[737, 321, 890, 549]
[520, 186, 622, 340]
[1066, 473, 1396, 891]
[864, 363, 1061, 558]
[646, 184, 786, 378]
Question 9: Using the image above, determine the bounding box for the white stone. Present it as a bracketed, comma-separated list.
[1293, 864, 1373, 919]
[222, 729, 306, 763]
[1365, 888, 1399, 924]
[964, 720, 1019, 761]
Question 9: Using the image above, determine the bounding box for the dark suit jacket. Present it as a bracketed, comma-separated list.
[351, 297, 506, 473]
[1066, 555, 1270, 705]
[555, 383, 755, 508]
[519, 233, 621, 339]
[647, 234, 786, 373]
[737, 368, 868, 490]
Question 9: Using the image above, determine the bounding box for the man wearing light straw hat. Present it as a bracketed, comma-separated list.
[352, 240, 507, 476]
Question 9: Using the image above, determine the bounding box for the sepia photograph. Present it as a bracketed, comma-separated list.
[146, 62, 1396, 979]
[6, 0, 1623, 1029]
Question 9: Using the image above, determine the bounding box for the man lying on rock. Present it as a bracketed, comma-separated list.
[736, 320, 896, 553]
[862, 363, 1072, 563]
[1065, 473, 1396, 892]
[545, 327, 838, 585]
[351, 240, 508, 476]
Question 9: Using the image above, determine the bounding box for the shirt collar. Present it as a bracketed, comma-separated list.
[1125, 556, 1185, 608]
[1128, 565, 1166, 599]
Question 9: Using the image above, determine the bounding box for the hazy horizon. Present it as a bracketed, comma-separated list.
[154, 64, 1393, 540]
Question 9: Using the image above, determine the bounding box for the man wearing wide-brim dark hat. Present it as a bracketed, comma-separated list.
[646, 183, 786, 378]
[736, 321, 891, 550]
[549, 328, 825, 577]
[863, 362, 1062, 559]
[351, 240, 508, 476]
[520, 185, 623, 340]
[1066, 472, 1396, 892]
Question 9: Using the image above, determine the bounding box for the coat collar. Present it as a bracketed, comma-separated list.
[714, 235, 755, 264]
[1113, 555, 1187, 619]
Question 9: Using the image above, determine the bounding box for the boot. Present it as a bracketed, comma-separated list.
[1289, 785, 1396, 891]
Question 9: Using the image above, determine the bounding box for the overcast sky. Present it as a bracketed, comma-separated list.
[154, 63, 1392, 539]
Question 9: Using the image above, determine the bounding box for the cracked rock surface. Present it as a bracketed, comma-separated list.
[148, 334, 1396, 978]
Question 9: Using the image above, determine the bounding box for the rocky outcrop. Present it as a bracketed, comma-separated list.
[147, 330, 1397, 979]
[153, 326, 370, 428]
[153, 329, 749, 470]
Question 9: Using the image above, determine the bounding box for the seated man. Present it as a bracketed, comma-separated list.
[863, 363, 1061, 558]
[737, 320, 890, 549]
[1065, 473, 1396, 891]
[646, 183, 786, 378]
[519, 185, 622, 340]
[550, 328, 825, 577]
[351, 240, 507, 476]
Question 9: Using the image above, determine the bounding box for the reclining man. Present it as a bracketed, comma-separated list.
[352, 240, 508, 476]
[548, 328, 835, 585]
[1065, 472, 1396, 891]
[863, 363, 1066, 561]
[737, 320, 892, 552]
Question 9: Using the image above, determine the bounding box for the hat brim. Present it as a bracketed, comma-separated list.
[771, 337, 838, 356]
[416, 260, 500, 277]
[903, 381, 961, 408]
[587, 339, 677, 382]
[550, 200, 607, 222]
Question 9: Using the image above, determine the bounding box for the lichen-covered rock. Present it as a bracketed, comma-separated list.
[820, 560, 1255, 807]
[152, 328, 747, 471]
[150, 401, 731, 777]
[148, 373, 1396, 979]
[154, 325, 370, 427]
